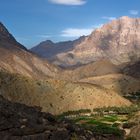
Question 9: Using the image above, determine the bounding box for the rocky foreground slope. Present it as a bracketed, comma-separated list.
[0, 95, 124, 140]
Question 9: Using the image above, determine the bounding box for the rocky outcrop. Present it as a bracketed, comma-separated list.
[0, 95, 124, 140]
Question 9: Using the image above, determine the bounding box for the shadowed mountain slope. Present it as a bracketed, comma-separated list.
[123, 60, 140, 79]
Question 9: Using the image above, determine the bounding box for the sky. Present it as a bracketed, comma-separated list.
[0, 0, 140, 48]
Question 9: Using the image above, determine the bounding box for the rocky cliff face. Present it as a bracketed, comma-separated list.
[31, 17, 140, 67]
[71, 16, 140, 65]
[0, 22, 58, 79]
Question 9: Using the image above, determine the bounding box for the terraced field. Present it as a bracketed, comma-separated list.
[58, 106, 140, 139]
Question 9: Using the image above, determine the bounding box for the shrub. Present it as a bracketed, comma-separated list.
[123, 122, 136, 129]
[126, 137, 136, 140]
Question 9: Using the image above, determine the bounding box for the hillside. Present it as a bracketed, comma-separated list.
[80, 73, 140, 95]
[0, 22, 59, 79]
[58, 59, 120, 81]
[0, 71, 131, 115]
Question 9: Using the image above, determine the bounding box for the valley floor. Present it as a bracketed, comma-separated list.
[0, 95, 126, 140]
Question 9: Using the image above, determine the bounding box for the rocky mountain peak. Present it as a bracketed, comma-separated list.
[40, 40, 54, 45]
[0, 22, 16, 43]
[0, 22, 28, 51]
[119, 16, 131, 20]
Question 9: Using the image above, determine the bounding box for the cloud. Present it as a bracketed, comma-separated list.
[61, 25, 102, 37]
[102, 16, 116, 21]
[37, 35, 52, 38]
[129, 10, 139, 15]
[48, 0, 86, 5]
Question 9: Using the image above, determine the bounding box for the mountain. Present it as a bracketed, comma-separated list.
[58, 59, 120, 81]
[31, 16, 140, 68]
[80, 73, 140, 95]
[57, 59, 140, 96]
[0, 22, 133, 115]
[0, 22, 58, 79]
[31, 36, 86, 61]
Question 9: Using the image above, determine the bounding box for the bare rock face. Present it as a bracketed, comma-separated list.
[0, 22, 59, 79]
[31, 17, 140, 67]
[71, 16, 140, 65]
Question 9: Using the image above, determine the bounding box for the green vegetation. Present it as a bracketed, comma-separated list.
[100, 115, 118, 122]
[91, 124, 122, 136]
[58, 109, 91, 118]
[93, 105, 140, 115]
[126, 137, 136, 140]
[58, 105, 140, 137]
[77, 116, 123, 136]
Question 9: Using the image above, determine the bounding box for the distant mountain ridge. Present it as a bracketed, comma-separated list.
[31, 36, 86, 60]
[31, 16, 140, 68]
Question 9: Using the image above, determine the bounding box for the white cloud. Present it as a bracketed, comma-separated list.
[37, 35, 52, 38]
[102, 16, 116, 21]
[48, 0, 86, 5]
[129, 10, 139, 15]
[61, 25, 102, 37]
[61, 28, 92, 37]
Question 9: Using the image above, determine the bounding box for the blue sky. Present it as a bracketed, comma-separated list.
[0, 0, 139, 48]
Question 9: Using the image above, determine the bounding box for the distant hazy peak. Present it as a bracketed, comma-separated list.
[43, 40, 54, 44]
